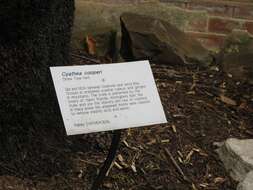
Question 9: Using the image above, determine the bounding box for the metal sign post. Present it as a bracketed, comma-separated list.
[91, 130, 122, 190]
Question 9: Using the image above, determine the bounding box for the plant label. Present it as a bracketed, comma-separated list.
[50, 61, 167, 135]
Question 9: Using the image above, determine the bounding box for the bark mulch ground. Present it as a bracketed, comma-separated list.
[0, 50, 252, 190]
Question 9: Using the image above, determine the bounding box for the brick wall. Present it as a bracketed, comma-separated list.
[78, 0, 253, 50]
[160, 0, 253, 50]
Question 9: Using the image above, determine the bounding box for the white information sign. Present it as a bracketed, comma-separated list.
[50, 61, 167, 135]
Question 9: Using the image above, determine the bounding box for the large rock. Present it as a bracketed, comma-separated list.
[120, 13, 212, 66]
[237, 171, 253, 190]
[216, 138, 253, 181]
[220, 31, 253, 84]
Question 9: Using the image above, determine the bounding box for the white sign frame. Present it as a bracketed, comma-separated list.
[50, 61, 167, 135]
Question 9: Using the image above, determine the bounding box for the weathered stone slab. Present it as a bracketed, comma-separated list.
[216, 138, 253, 181]
[237, 171, 253, 190]
[120, 13, 212, 66]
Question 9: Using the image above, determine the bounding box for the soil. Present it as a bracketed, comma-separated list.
[0, 50, 252, 190]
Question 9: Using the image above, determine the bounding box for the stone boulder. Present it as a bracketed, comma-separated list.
[216, 138, 253, 181]
[219, 31, 253, 84]
[120, 13, 212, 67]
[237, 171, 253, 190]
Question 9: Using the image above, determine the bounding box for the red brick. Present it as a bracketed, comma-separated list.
[244, 21, 253, 35]
[159, 0, 187, 8]
[226, 0, 253, 3]
[187, 32, 226, 50]
[188, 2, 234, 17]
[189, 0, 253, 7]
[208, 17, 243, 34]
[233, 6, 253, 19]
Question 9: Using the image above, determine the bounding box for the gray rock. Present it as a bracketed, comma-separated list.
[220, 31, 253, 84]
[120, 13, 212, 67]
[237, 171, 253, 190]
[216, 138, 253, 181]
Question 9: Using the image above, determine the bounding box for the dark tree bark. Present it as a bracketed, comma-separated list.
[0, 0, 75, 176]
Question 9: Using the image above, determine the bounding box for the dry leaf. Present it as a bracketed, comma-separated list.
[199, 151, 208, 157]
[171, 124, 177, 133]
[127, 128, 132, 136]
[214, 177, 226, 184]
[131, 162, 137, 173]
[199, 183, 208, 188]
[103, 182, 113, 188]
[118, 154, 124, 162]
[187, 91, 196, 95]
[228, 73, 233, 78]
[114, 161, 123, 170]
[185, 150, 194, 163]
[161, 83, 167, 88]
[147, 139, 156, 145]
[192, 183, 198, 190]
[239, 102, 247, 109]
[239, 102, 253, 112]
[219, 95, 237, 106]
[177, 151, 183, 158]
[123, 140, 130, 148]
[178, 157, 183, 164]
[190, 74, 197, 90]
[192, 148, 200, 152]
[118, 154, 128, 168]
[78, 170, 83, 178]
[86, 35, 96, 55]
[161, 139, 170, 143]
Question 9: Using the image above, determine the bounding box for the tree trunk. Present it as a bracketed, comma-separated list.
[0, 0, 75, 176]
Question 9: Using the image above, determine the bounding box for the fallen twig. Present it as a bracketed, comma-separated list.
[164, 148, 191, 183]
[71, 53, 101, 64]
